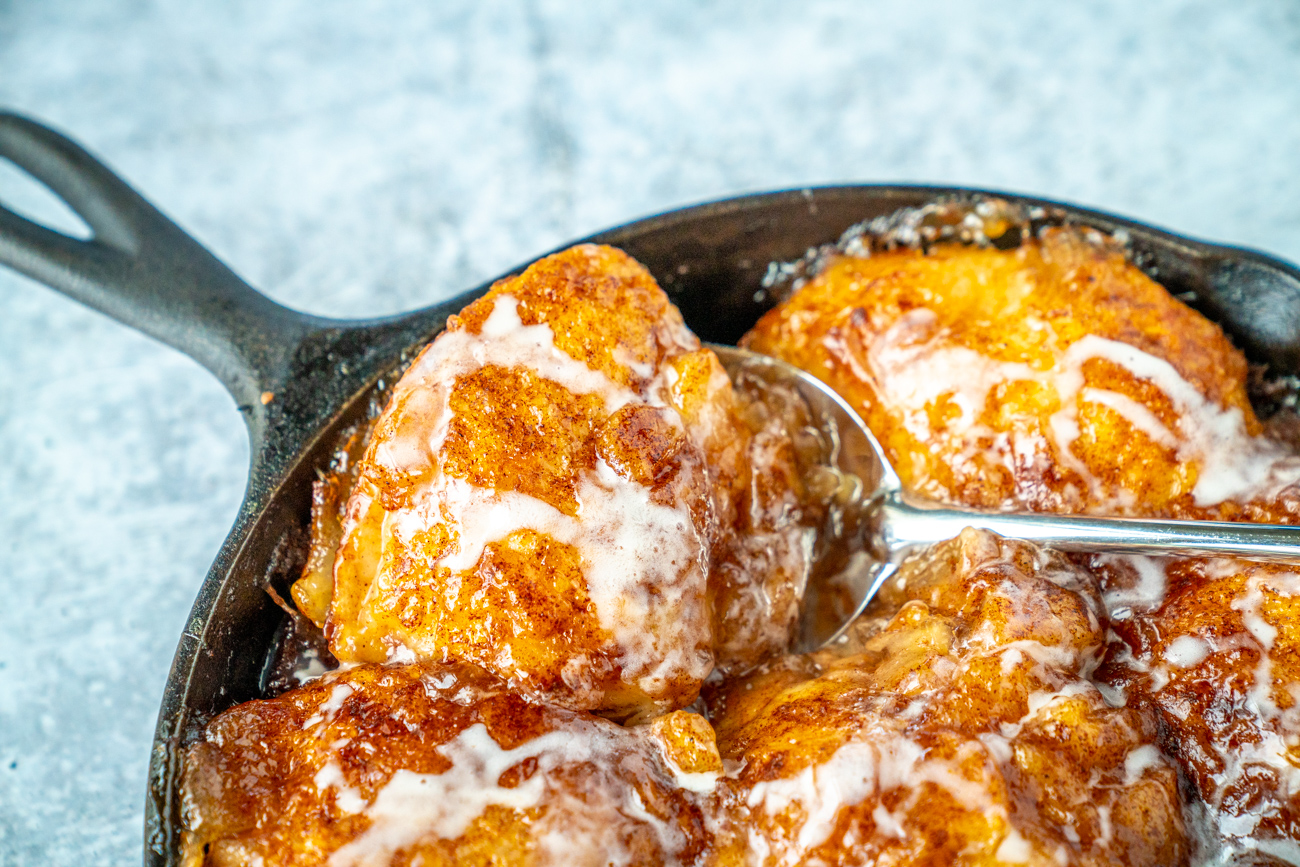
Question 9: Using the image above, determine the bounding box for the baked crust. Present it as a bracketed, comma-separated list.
[744, 228, 1300, 520]
[705, 529, 1187, 867]
[294, 244, 820, 718]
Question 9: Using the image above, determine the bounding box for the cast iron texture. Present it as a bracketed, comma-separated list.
[3, 111, 1300, 864]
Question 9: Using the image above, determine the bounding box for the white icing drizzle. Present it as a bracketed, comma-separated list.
[291, 647, 331, 685]
[315, 754, 366, 815]
[1078, 387, 1178, 449]
[353, 292, 717, 696]
[1106, 558, 1300, 850]
[848, 307, 1300, 511]
[384, 462, 709, 693]
[997, 639, 1075, 678]
[1098, 554, 1169, 619]
[870, 804, 906, 839]
[328, 721, 689, 867]
[1096, 804, 1113, 848]
[1164, 635, 1210, 668]
[303, 683, 354, 730]
[743, 726, 1002, 864]
[664, 767, 720, 794]
[995, 826, 1034, 863]
[306, 683, 366, 815]
[1094, 680, 1127, 708]
[1061, 336, 1300, 507]
[384, 644, 418, 665]
[976, 731, 1014, 765]
[1210, 725, 1300, 840]
[329, 724, 573, 865]
[1227, 569, 1299, 729]
[1123, 744, 1167, 784]
[728, 528, 1179, 864]
[651, 723, 722, 794]
[372, 295, 648, 477]
[1021, 681, 1095, 723]
[863, 310, 1036, 443]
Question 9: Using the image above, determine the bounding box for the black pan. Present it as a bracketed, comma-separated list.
[4, 111, 1300, 866]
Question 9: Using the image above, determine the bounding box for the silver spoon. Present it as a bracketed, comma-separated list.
[710, 344, 1300, 651]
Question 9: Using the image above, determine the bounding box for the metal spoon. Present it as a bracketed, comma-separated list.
[710, 344, 1300, 651]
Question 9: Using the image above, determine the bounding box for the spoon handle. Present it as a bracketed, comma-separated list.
[881, 497, 1300, 563]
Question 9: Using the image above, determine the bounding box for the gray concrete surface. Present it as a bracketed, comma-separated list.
[2, 1, 1300, 863]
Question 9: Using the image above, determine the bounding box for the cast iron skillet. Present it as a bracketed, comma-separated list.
[5, 111, 1300, 865]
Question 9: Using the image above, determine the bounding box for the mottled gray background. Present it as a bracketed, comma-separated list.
[2, 1, 1299, 863]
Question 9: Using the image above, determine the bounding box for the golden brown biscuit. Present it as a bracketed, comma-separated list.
[181, 663, 715, 867]
[294, 244, 820, 718]
[1092, 554, 1300, 859]
[744, 228, 1300, 521]
[705, 530, 1188, 867]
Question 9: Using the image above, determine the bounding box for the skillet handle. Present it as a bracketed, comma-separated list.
[0, 111, 321, 412]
